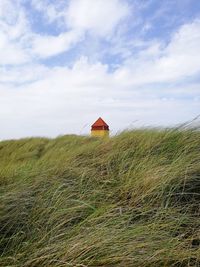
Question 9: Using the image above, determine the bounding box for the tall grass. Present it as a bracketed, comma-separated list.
[0, 128, 200, 266]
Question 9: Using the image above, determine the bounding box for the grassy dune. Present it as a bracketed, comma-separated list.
[0, 128, 200, 266]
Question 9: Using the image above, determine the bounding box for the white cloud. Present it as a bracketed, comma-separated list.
[0, 0, 130, 62]
[32, 0, 130, 37]
[0, 32, 29, 65]
[0, 0, 82, 62]
[31, 30, 83, 58]
[31, 0, 66, 24]
[114, 19, 200, 85]
[0, 2, 199, 140]
[29, 0, 130, 58]
[0, 0, 30, 65]
[66, 0, 130, 37]
[0, 56, 199, 140]
[0, 64, 49, 84]
[0, 0, 131, 61]
[0, 0, 18, 24]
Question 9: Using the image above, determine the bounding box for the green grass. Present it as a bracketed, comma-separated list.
[0, 128, 200, 266]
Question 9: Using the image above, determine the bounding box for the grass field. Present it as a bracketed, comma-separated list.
[0, 127, 200, 266]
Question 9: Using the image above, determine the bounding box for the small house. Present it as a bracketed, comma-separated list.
[91, 117, 109, 137]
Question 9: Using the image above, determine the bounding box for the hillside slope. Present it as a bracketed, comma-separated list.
[0, 129, 200, 267]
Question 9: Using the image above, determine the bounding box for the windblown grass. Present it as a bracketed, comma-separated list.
[0, 128, 200, 266]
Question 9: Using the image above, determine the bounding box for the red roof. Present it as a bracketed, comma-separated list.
[92, 117, 109, 127]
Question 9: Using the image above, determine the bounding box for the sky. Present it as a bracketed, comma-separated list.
[0, 0, 200, 139]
